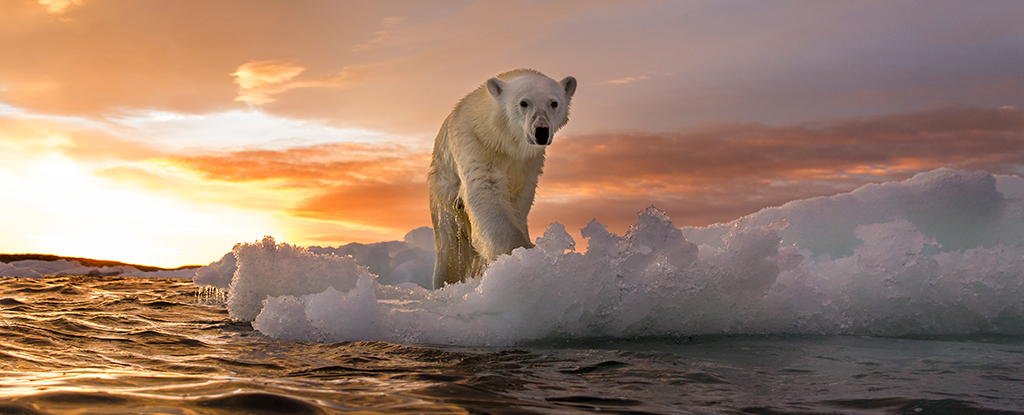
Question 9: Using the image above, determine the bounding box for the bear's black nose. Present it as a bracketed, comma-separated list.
[535, 127, 550, 145]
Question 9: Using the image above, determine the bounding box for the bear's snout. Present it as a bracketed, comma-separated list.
[534, 127, 550, 145]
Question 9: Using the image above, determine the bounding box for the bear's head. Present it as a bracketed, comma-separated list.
[487, 73, 576, 147]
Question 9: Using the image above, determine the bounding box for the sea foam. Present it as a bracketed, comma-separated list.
[197, 168, 1024, 346]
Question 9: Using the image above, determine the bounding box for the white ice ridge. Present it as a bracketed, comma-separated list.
[206, 168, 1024, 346]
[193, 226, 435, 291]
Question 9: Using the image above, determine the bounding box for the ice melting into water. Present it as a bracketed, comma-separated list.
[199, 169, 1024, 345]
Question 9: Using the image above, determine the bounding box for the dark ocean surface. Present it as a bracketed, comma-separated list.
[1, 275, 1022, 414]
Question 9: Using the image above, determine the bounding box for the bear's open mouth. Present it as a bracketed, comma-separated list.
[534, 127, 550, 145]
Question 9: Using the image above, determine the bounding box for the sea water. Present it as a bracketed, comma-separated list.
[1, 276, 1022, 413]
[1, 168, 1023, 413]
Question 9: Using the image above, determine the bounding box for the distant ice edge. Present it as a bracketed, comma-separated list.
[194, 168, 1024, 346]
[1, 259, 197, 279]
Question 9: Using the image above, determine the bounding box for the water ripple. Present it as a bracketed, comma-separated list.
[1, 276, 1022, 413]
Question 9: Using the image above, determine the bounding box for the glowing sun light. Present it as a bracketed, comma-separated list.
[0, 154, 279, 267]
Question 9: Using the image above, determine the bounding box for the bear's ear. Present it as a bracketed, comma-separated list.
[486, 78, 506, 99]
[560, 76, 577, 99]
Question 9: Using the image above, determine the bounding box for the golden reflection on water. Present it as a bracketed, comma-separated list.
[2, 276, 1023, 414]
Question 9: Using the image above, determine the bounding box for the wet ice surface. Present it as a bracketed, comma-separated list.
[1, 276, 1023, 414]
[224, 169, 1024, 345]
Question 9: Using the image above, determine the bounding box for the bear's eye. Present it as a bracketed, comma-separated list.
[550, 101, 558, 109]
[519, 100, 528, 108]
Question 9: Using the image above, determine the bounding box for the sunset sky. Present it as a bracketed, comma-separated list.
[2, 0, 1023, 267]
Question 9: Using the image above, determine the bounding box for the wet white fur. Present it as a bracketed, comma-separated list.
[428, 69, 576, 289]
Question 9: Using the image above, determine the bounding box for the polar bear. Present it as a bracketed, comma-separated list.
[428, 69, 577, 289]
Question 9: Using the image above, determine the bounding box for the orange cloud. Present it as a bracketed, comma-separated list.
[232, 61, 306, 105]
[165, 143, 426, 182]
[595, 72, 675, 86]
[162, 142, 431, 234]
[597, 76, 651, 86]
[38, 0, 81, 14]
[232, 61, 354, 105]
[290, 182, 428, 232]
[0, 2, 388, 118]
[0, 1, 640, 135]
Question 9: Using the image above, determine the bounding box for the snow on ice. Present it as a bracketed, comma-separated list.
[193, 168, 1024, 345]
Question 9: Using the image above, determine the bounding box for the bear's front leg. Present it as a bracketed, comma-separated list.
[428, 174, 480, 288]
[460, 171, 533, 261]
